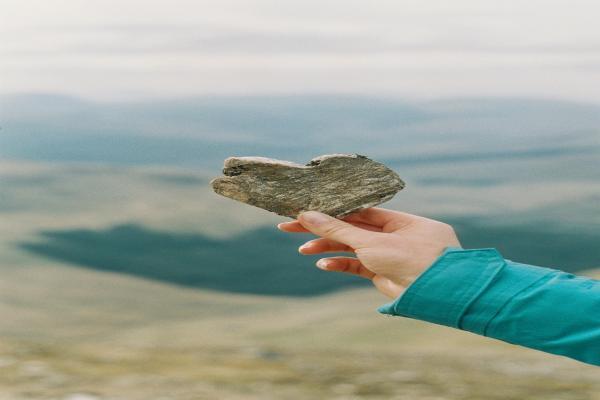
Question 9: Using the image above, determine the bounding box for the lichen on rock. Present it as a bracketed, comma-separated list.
[210, 154, 405, 218]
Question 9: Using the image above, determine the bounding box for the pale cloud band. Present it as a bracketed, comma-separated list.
[1, 0, 599, 102]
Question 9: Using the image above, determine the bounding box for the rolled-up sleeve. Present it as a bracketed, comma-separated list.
[378, 247, 600, 366]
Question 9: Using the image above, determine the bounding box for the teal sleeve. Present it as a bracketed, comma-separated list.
[378, 248, 600, 366]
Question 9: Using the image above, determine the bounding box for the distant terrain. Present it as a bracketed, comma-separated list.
[1, 95, 599, 398]
[3, 158, 599, 297]
[2, 94, 600, 174]
[1, 95, 600, 282]
[15, 200, 600, 296]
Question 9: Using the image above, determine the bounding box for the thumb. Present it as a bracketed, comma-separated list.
[298, 211, 378, 249]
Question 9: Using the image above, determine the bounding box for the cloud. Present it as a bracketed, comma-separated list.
[1, 0, 600, 101]
[6, 23, 600, 56]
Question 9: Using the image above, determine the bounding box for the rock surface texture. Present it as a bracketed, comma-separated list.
[210, 154, 405, 218]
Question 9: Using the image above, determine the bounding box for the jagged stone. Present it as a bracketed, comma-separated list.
[210, 154, 405, 218]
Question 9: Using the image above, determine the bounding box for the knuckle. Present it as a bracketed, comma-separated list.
[354, 247, 368, 257]
[322, 223, 347, 237]
[438, 222, 456, 234]
[354, 246, 378, 258]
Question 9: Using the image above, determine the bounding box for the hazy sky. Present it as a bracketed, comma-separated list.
[2, 0, 600, 101]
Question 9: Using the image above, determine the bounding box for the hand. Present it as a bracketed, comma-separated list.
[278, 208, 461, 299]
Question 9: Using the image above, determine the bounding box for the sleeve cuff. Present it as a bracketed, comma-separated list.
[377, 247, 554, 334]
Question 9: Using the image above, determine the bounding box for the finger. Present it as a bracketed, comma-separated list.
[299, 238, 353, 254]
[316, 257, 375, 280]
[344, 207, 416, 230]
[278, 220, 382, 233]
[298, 211, 383, 248]
[277, 221, 308, 232]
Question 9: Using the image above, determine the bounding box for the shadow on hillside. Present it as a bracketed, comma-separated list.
[450, 219, 600, 272]
[18, 225, 369, 296]
[18, 220, 599, 296]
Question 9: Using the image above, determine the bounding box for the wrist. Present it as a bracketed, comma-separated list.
[377, 247, 502, 327]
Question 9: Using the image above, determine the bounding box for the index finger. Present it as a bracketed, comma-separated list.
[278, 219, 382, 233]
[343, 207, 416, 229]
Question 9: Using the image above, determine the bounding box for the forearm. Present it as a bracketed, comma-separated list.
[378, 248, 600, 366]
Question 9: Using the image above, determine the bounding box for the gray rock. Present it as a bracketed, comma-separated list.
[210, 154, 405, 218]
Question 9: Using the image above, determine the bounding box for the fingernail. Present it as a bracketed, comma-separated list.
[316, 259, 328, 269]
[298, 244, 307, 253]
[300, 211, 330, 226]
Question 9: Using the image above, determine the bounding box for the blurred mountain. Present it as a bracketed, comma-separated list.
[1, 94, 599, 171]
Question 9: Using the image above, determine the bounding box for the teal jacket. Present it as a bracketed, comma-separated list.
[378, 248, 600, 366]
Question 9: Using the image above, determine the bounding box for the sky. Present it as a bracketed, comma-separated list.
[2, 0, 600, 102]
